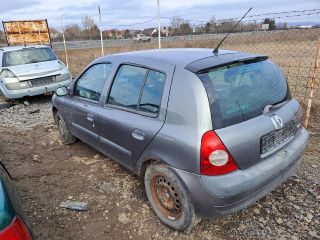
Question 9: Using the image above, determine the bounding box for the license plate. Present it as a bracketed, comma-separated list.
[261, 121, 295, 154]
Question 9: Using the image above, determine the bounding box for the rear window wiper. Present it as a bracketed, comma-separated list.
[263, 100, 289, 114]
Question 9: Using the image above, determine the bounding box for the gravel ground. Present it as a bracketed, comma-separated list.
[0, 96, 319, 240]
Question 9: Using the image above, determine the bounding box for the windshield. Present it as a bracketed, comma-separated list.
[197, 60, 291, 129]
[2, 47, 57, 67]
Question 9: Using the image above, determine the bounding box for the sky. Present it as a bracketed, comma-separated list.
[0, 0, 320, 30]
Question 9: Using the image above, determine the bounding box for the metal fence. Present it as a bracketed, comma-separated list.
[1, 9, 319, 125]
[55, 27, 320, 124]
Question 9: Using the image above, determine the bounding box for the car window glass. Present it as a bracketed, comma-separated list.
[197, 60, 289, 129]
[2, 48, 57, 67]
[108, 65, 147, 110]
[139, 70, 166, 115]
[75, 63, 111, 102]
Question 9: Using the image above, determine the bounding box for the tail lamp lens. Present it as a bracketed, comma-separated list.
[0, 216, 32, 240]
[200, 131, 238, 176]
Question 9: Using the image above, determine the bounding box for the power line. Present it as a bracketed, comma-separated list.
[101, 8, 320, 28]
[163, 9, 320, 24]
[105, 18, 157, 27]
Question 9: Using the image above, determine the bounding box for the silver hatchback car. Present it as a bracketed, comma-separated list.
[52, 48, 308, 231]
[0, 45, 72, 99]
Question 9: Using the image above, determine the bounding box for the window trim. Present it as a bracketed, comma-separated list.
[72, 62, 112, 103]
[105, 63, 167, 118]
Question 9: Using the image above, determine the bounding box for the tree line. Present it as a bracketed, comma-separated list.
[0, 16, 284, 44]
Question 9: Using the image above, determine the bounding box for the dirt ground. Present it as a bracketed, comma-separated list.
[0, 96, 319, 240]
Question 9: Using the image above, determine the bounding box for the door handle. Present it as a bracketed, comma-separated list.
[131, 129, 146, 141]
[86, 113, 94, 122]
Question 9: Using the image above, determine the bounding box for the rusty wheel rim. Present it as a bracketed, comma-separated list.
[150, 174, 182, 220]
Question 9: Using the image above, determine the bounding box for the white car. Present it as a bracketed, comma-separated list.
[133, 34, 151, 43]
[0, 45, 72, 100]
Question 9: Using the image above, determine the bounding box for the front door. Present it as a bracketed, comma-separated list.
[64, 63, 112, 147]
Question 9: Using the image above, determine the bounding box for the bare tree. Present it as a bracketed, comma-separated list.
[81, 15, 97, 40]
[180, 22, 192, 35]
[64, 24, 81, 41]
[170, 16, 184, 36]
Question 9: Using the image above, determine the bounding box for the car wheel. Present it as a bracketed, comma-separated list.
[148, 38, 151, 42]
[56, 112, 76, 144]
[0, 90, 10, 102]
[144, 164, 201, 231]
[138, 39, 142, 43]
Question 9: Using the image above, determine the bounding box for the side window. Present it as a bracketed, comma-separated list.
[74, 63, 111, 101]
[139, 70, 166, 115]
[108, 65, 147, 110]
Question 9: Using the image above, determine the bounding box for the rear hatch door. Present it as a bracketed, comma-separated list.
[195, 59, 302, 169]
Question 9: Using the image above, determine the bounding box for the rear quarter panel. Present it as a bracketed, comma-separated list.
[136, 67, 212, 174]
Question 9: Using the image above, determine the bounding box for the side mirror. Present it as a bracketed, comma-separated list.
[55, 86, 68, 96]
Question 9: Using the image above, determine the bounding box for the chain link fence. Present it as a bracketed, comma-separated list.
[55, 27, 320, 111]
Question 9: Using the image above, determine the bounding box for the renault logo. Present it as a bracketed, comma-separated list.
[270, 114, 284, 130]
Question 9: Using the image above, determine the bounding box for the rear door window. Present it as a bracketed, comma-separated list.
[139, 70, 166, 115]
[108, 65, 147, 110]
[107, 65, 166, 116]
[197, 60, 291, 129]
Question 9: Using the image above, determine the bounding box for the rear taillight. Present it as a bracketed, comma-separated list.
[0, 216, 32, 240]
[200, 131, 238, 176]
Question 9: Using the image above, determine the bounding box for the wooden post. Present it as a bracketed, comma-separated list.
[60, 17, 69, 67]
[98, 5, 104, 56]
[303, 39, 320, 128]
[157, 0, 161, 49]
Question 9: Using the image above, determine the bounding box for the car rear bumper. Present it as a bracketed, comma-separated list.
[170, 127, 308, 218]
[0, 79, 72, 99]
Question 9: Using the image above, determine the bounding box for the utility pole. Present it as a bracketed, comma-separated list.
[98, 5, 104, 56]
[60, 17, 69, 67]
[157, 0, 161, 49]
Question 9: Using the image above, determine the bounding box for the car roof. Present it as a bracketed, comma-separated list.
[96, 48, 266, 71]
[0, 45, 51, 52]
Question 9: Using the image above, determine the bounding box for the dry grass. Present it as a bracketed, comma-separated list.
[55, 28, 320, 106]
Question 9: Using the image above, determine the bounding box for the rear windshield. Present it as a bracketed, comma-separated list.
[2, 47, 57, 67]
[197, 60, 291, 129]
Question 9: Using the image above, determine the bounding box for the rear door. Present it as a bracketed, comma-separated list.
[97, 61, 175, 169]
[196, 60, 302, 169]
[62, 63, 111, 146]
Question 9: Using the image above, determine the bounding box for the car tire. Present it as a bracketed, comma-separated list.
[148, 38, 151, 42]
[0, 90, 10, 102]
[56, 112, 76, 144]
[144, 164, 201, 231]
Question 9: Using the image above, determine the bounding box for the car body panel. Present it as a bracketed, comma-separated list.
[0, 161, 32, 237]
[133, 34, 151, 42]
[135, 66, 212, 174]
[215, 99, 303, 169]
[171, 127, 307, 218]
[0, 45, 72, 99]
[185, 52, 267, 73]
[6, 60, 61, 81]
[0, 79, 72, 99]
[64, 97, 100, 147]
[52, 48, 309, 219]
[97, 58, 175, 169]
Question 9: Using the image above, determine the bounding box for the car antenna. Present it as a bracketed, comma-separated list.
[213, 7, 252, 54]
